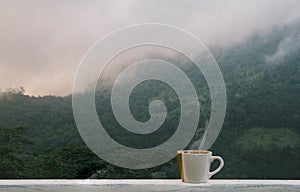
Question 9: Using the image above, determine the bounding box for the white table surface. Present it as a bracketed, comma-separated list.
[0, 179, 299, 192]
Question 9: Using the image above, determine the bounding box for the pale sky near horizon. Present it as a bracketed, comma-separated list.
[1, 0, 300, 96]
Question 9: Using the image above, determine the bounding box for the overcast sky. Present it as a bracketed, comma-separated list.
[1, 0, 300, 96]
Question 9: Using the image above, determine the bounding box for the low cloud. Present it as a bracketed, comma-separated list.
[0, 0, 300, 95]
[266, 22, 300, 64]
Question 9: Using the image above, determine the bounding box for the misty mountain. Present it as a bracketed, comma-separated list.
[0, 23, 299, 179]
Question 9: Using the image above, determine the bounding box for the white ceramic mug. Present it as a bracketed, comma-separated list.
[177, 150, 224, 183]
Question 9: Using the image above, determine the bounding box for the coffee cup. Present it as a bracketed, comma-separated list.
[177, 150, 224, 183]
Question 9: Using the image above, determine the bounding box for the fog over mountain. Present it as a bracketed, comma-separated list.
[1, 0, 300, 96]
[266, 23, 300, 64]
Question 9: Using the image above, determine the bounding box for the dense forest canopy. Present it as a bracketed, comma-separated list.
[0, 23, 299, 179]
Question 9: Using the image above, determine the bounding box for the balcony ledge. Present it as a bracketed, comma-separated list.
[1, 179, 299, 191]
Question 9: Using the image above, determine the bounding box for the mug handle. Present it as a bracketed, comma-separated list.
[208, 156, 224, 178]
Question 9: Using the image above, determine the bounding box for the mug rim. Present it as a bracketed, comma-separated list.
[177, 150, 212, 155]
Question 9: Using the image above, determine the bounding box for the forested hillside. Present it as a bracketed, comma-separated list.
[0, 24, 299, 179]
